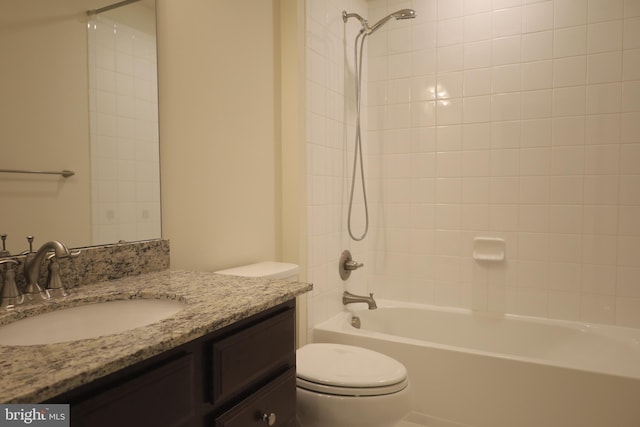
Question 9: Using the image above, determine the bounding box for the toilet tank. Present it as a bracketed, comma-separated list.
[214, 262, 299, 281]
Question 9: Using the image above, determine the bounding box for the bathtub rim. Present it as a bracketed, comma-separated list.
[314, 299, 640, 381]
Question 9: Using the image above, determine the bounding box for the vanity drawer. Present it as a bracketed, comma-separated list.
[215, 368, 297, 427]
[71, 353, 195, 427]
[211, 308, 295, 406]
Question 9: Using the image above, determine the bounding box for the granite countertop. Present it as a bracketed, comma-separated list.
[0, 269, 312, 403]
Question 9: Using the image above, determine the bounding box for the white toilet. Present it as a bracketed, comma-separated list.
[215, 262, 411, 427]
[296, 343, 411, 427]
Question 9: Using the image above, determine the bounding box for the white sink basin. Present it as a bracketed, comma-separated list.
[0, 299, 184, 346]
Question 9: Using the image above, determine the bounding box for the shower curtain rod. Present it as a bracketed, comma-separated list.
[87, 0, 141, 16]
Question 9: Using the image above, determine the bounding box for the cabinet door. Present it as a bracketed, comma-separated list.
[71, 354, 195, 427]
[215, 369, 297, 427]
[211, 308, 295, 406]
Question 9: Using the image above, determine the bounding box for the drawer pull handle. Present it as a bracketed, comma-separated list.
[262, 412, 277, 426]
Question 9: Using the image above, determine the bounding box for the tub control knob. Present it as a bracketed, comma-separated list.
[344, 260, 363, 270]
[339, 249, 363, 280]
[262, 412, 276, 425]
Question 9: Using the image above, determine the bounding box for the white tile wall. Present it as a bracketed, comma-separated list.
[307, 0, 640, 328]
[88, 17, 160, 245]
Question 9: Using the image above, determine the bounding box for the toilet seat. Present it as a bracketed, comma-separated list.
[296, 376, 409, 396]
[296, 343, 409, 397]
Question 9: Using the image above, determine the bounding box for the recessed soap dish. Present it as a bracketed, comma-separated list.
[472, 237, 505, 262]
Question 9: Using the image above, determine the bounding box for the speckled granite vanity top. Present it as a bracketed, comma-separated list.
[0, 269, 312, 403]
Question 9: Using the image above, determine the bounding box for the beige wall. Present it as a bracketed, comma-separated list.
[279, 0, 308, 345]
[157, 1, 308, 344]
[280, 0, 306, 273]
[158, 0, 284, 271]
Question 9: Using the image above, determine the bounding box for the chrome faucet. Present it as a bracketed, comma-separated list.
[343, 291, 377, 310]
[24, 240, 71, 302]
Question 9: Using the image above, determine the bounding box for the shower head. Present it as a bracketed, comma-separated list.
[368, 9, 416, 34]
[342, 8, 416, 35]
[393, 9, 417, 19]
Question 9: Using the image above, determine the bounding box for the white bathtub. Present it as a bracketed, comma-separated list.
[313, 300, 640, 427]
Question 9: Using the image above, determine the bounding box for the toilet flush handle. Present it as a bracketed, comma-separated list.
[262, 412, 276, 426]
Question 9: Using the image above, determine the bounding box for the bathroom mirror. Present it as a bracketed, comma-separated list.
[0, 0, 160, 256]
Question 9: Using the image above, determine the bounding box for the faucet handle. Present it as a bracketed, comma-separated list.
[0, 234, 9, 257]
[45, 255, 68, 298]
[0, 259, 24, 308]
[0, 258, 20, 274]
[45, 250, 79, 298]
[19, 235, 35, 256]
[344, 260, 364, 270]
[0, 258, 20, 269]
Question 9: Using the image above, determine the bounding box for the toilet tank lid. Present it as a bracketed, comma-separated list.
[214, 262, 299, 279]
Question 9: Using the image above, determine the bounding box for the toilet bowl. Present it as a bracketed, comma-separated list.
[296, 343, 412, 427]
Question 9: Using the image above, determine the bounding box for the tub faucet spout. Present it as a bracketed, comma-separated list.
[343, 291, 377, 310]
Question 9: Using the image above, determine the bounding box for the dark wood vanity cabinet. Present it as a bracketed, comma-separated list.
[47, 300, 297, 427]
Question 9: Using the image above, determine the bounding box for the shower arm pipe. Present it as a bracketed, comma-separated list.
[342, 11, 368, 29]
[87, 0, 141, 16]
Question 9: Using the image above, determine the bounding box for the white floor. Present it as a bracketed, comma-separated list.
[396, 412, 474, 427]
[395, 413, 431, 427]
[396, 420, 426, 427]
